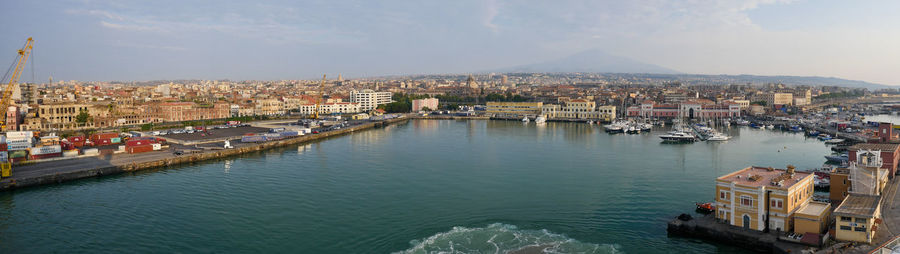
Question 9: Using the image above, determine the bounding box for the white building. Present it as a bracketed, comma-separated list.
[350, 89, 392, 111]
[296, 102, 361, 115]
[412, 98, 439, 112]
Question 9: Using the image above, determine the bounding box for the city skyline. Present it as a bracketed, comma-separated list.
[2, 0, 900, 85]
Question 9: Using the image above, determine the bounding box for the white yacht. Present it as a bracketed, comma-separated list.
[522, 117, 530, 123]
[706, 133, 730, 141]
[535, 116, 547, 124]
[659, 131, 697, 142]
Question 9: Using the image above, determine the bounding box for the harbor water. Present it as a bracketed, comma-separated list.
[0, 120, 832, 253]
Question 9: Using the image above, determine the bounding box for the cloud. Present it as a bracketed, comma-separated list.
[109, 41, 187, 51]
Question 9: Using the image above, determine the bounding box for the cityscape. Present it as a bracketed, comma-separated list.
[2, 1, 900, 253]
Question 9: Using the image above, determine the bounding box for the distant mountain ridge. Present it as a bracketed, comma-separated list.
[494, 49, 680, 74]
[485, 49, 890, 89]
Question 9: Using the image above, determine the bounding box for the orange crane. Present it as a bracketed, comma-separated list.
[312, 74, 325, 119]
[1, 37, 34, 131]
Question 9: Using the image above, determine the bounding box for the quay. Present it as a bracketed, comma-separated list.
[0, 117, 409, 191]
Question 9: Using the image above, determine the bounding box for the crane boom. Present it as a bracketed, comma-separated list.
[1, 37, 33, 131]
[313, 74, 325, 119]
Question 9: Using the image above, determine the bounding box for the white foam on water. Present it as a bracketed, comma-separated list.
[394, 223, 620, 254]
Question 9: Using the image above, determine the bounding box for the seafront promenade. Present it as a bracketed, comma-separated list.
[0, 117, 409, 191]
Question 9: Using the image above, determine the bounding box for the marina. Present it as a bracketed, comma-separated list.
[0, 120, 833, 253]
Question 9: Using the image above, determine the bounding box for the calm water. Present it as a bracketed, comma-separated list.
[0, 120, 833, 253]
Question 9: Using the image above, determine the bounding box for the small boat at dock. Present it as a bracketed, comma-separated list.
[824, 153, 849, 163]
[522, 117, 530, 123]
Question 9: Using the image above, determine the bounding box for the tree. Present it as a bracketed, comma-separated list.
[421, 106, 432, 112]
[75, 109, 91, 126]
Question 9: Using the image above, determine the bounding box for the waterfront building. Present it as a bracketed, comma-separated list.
[627, 101, 738, 120]
[296, 102, 361, 115]
[792, 201, 831, 235]
[831, 149, 891, 204]
[849, 143, 900, 178]
[486, 102, 543, 118]
[558, 99, 595, 119]
[833, 193, 882, 243]
[151, 102, 230, 122]
[715, 165, 815, 232]
[254, 98, 285, 116]
[597, 106, 616, 122]
[411, 98, 439, 112]
[350, 89, 392, 111]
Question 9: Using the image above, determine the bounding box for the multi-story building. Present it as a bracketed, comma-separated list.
[627, 101, 739, 120]
[254, 98, 285, 116]
[151, 102, 230, 122]
[558, 99, 595, 119]
[849, 143, 900, 178]
[597, 106, 616, 122]
[765, 93, 793, 106]
[350, 89, 392, 111]
[296, 102, 361, 115]
[412, 98, 439, 112]
[833, 194, 882, 243]
[486, 102, 543, 118]
[715, 165, 819, 232]
[35, 103, 104, 130]
[831, 149, 891, 204]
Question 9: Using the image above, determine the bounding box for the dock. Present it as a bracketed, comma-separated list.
[0, 117, 409, 191]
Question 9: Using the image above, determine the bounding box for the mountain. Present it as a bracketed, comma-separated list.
[495, 49, 680, 74]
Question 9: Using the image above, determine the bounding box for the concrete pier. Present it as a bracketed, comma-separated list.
[0, 117, 409, 191]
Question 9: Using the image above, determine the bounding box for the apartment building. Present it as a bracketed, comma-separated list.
[350, 89, 392, 111]
[486, 102, 543, 118]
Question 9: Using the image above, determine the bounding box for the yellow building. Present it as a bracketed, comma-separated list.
[715, 165, 815, 232]
[793, 201, 831, 235]
[834, 193, 882, 243]
[766, 93, 793, 106]
[559, 99, 595, 119]
[598, 106, 616, 122]
[486, 102, 543, 118]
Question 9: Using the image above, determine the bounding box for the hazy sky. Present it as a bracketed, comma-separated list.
[2, 0, 899, 85]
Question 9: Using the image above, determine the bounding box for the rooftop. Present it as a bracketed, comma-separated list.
[796, 201, 831, 217]
[850, 143, 900, 152]
[833, 193, 882, 218]
[718, 166, 812, 189]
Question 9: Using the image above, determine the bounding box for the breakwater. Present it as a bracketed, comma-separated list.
[0, 117, 409, 191]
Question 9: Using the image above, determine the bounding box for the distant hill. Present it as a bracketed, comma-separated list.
[494, 49, 680, 74]
[723, 74, 890, 89]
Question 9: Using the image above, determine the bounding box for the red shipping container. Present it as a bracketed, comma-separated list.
[10, 157, 26, 163]
[70, 136, 85, 142]
[127, 144, 154, 154]
[73, 141, 85, 147]
[94, 138, 112, 146]
[30, 153, 62, 160]
[90, 133, 119, 142]
[0, 143, 7, 152]
[126, 139, 156, 147]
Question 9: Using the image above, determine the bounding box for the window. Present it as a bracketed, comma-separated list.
[840, 225, 852, 231]
[719, 191, 729, 200]
[855, 227, 866, 232]
[740, 196, 753, 207]
[770, 199, 783, 209]
[840, 216, 852, 222]
[855, 218, 866, 223]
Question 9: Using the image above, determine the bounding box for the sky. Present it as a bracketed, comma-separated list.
[1, 0, 899, 85]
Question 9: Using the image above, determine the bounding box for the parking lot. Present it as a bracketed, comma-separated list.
[155, 126, 271, 143]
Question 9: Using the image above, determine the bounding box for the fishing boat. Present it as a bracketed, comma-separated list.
[817, 134, 832, 141]
[807, 131, 820, 137]
[766, 125, 775, 129]
[639, 123, 652, 132]
[626, 125, 641, 134]
[522, 117, 530, 123]
[824, 153, 849, 163]
[824, 138, 845, 145]
[736, 119, 750, 126]
[696, 202, 715, 214]
[604, 121, 625, 133]
[535, 116, 547, 124]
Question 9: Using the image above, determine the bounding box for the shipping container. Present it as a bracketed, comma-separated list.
[90, 133, 119, 142]
[30, 152, 62, 160]
[72, 141, 85, 148]
[29, 145, 62, 155]
[127, 144, 154, 154]
[83, 148, 100, 156]
[152, 143, 162, 151]
[70, 136, 86, 142]
[9, 157, 26, 163]
[60, 142, 75, 150]
[63, 150, 79, 157]
[8, 150, 27, 158]
[6, 131, 33, 139]
[95, 138, 112, 146]
[227, 120, 241, 125]
[0, 143, 7, 152]
[280, 131, 299, 137]
[241, 136, 267, 143]
[110, 137, 122, 144]
[126, 139, 152, 147]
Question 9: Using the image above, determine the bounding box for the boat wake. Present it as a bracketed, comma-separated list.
[394, 223, 620, 254]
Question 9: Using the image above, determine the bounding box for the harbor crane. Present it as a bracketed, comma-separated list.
[1, 37, 33, 131]
[312, 74, 325, 119]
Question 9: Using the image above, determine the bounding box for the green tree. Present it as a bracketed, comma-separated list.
[75, 109, 92, 126]
[421, 106, 432, 112]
